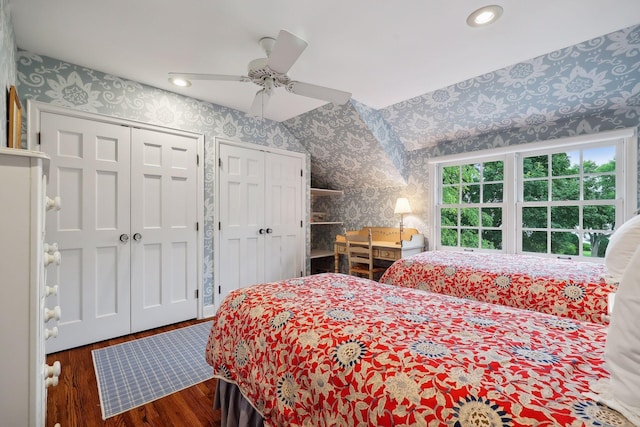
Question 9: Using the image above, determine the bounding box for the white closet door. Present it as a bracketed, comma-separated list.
[41, 112, 131, 352]
[264, 152, 304, 282]
[218, 143, 265, 303]
[130, 128, 198, 333]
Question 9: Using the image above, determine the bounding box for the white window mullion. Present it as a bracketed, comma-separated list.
[504, 152, 517, 253]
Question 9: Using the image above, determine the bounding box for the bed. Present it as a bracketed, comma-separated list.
[379, 251, 616, 324]
[205, 272, 632, 426]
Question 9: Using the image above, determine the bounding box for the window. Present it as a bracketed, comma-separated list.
[430, 129, 637, 261]
[520, 145, 618, 258]
[439, 160, 505, 250]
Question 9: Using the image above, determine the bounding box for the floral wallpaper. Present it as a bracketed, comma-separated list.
[382, 24, 640, 152]
[8, 18, 640, 285]
[290, 24, 640, 264]
[16, 50, 310, 306]
[0, 0, 17, 147]
[283, 100, 407, 189]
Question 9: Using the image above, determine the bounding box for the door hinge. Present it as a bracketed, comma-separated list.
[197, 154, 200, 166]
[218, 158, 222, 167]
[37, 132, 42, 145]
[300, 169, 303, 177]
[218, 222, 221, 230]
[218, 285, 221, 294]
[300, 220, 303, 228]
[195, 289, 199, 299]
[196, 222, 199, 231]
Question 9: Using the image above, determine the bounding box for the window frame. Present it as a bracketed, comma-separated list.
[428, 127, 638, 262]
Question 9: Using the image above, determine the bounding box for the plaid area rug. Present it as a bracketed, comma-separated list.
[92, 321, 214, 419]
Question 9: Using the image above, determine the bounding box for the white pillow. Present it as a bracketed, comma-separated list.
[605, 245, 640, 409]
[605, 215, 640, 283]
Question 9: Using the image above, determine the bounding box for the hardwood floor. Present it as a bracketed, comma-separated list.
[45, 319, 222, 427]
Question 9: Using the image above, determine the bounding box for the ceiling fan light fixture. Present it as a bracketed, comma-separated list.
[169, 76, 191, 87]
[467, 5, 503, 27]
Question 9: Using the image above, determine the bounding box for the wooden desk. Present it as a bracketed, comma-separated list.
[334, 227, 425, 273]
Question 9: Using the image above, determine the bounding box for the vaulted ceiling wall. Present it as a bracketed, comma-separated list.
[287, 24, 640, 192]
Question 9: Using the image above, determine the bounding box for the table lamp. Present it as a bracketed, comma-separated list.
[394, 197, 412, 244]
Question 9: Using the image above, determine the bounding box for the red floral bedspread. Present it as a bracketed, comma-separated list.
[205, 273, 630, 427]
[380, 251, 616, 324]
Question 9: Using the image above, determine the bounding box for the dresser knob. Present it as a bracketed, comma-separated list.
[44, 306, 61, 322]
[45, 285, 59, 297]
[45, 376, 59, 388]
[43, 361, 61, 378]
[46, 196, 62, 211]
[44, 243, 59, 254]
[44, 251, 61, 267]
[45, 327, 59, 339]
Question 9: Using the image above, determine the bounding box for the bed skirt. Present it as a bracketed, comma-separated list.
[214, 379, 264, 427]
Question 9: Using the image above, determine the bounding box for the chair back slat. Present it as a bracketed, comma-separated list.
[345, 229, 385, 280]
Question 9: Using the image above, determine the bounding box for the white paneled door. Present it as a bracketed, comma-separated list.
[130, 128, 197, 333]
[41, 112, 132, 352]
[218, 144, 266, 300]
[40, 112, 198, 352]
[264, 152, 304, 282]
[217, 142, 304, 305]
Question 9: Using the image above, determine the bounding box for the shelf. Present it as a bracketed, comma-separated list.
[311, 188, 343, 197]
[311, 221, 343, 225]
[311, 248, 335, 259]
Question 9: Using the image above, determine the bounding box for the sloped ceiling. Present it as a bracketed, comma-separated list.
[11, 0, 640, 122]
[283, 101, 408, 189]
[286, 24, 640, 190]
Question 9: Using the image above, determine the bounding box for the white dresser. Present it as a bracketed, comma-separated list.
[0, 148, 62, 426]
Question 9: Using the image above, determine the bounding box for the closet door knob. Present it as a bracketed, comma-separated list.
[133, 233, 142, 241]
[258, 228, 266, 235]
[266, 228, 273, 234]
[119, 234, 129, 242]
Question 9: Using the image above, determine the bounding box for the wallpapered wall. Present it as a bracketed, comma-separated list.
[8, 17, 640, 288]
[382, 25, 640, 152]
[16, 50, 311, 306]
[288, 24, 640, 253]
[0, 0, 17, 146]
[284, 99, 408, 189]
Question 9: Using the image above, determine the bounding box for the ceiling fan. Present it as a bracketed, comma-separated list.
[169, 30, 352, 118]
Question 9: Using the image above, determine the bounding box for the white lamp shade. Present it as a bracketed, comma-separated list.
[394, 197, 412, 215]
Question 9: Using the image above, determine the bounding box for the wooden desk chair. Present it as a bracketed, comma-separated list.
[346, 230, 386, 280]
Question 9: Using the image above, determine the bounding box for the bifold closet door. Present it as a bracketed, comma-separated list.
[218, 143, 266, 304]
[41, 112, 132, 353]
[264, 152, 304, 282]
[217, 142, 304, 305]
[130, 128, 198, 333]
[41, 112, 199, 352]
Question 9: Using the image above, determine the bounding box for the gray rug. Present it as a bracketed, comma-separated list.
[92, 321, 213, 419]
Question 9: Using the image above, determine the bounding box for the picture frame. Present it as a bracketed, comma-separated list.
[7, 85, 22, 149]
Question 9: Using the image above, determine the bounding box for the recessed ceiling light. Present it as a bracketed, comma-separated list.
[169, 77, 191, 87]
[467, 5, 503, 27]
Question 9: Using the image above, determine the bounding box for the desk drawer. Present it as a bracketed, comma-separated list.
[376, 248, 399, 260]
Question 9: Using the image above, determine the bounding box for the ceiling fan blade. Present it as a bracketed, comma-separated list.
[266, 30, 308, 75]
[248, 89, 271, 117]
[287, 81, 351, 105]
[168, 72, 250, 82]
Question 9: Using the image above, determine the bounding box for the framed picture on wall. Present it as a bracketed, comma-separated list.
[7, 85, 22, 149]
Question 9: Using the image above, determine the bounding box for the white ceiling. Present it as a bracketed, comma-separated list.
[9, 0, 640, 122]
